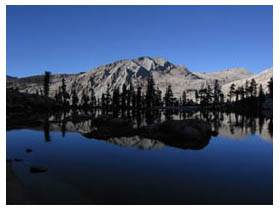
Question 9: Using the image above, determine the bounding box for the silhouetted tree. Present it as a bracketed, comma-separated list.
[44, 71, 51, 97]
[250, 79, 257, 98]
[267, 77, 273, 97]
[90, 88, 96, 107]
[81, 89, 89, 108]
[136, 86, 142, 109]
[182, 91, 187, 106]
[43, 116, 51, 142]
[155, 87, 162, 106]
[245, 80, 250, 98]
[199, 88, 207, 106]
[105, 84, 112, 109]
[206, 85, 213, 105]
[121, 84, 127, 108]
[127, 81, 134, 108]
[132, 88, 137, 108]
[164, 85, 174, 106]
[71, 89, 79, 108]
[234, 87, 241, 102]
[228, 83, 236, 103]
[112, 87, 120, 110]
[219, 92, 224, 104]
[146, 75, 156, 108]
[239, 86, 245, 101]
[101, 93, 106, 108]
[258, 84, 265, 104]
[60, 77, 70, 106]
[213, 80, 221, 105]
[195, 90, 199, 104]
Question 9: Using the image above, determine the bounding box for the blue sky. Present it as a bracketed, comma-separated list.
[6, 5, 272, 77]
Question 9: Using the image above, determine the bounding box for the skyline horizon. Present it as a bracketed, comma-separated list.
[7, 5, 272, 77]
[6, 55, 273, 78]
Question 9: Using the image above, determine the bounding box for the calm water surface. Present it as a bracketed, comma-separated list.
[6, 112, 273, 204]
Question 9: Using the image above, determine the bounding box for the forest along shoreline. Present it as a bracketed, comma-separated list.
[6, 71, 273, 204]
[6, 72, 273, 138]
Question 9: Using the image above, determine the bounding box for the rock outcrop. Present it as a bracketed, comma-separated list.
[6, 89, 61, 113]
[7, 56, 271, 103]
[222, 68, 273, 94]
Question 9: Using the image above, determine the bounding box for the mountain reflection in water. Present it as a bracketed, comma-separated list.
[6, 110, 273, 204]
[7, 109, 273, 150]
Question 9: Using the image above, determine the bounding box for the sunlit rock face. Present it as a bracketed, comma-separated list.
[222, 68, 273, 94]
[7, 56, 271, 103]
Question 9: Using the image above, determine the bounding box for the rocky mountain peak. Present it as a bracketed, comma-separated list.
[223, 67, 253, 75]
[132, 56, 176, 71]
[6, 56, 272, 103]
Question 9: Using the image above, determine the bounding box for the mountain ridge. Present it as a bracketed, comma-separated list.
[6, 56, 273, 102]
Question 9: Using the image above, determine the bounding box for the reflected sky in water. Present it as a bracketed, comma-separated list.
[6, 113, 272, 205]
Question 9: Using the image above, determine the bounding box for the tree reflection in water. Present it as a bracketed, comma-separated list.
[10, 109, 273, 149]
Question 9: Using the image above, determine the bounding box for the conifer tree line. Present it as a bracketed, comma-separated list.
[42, 71, 273, 110]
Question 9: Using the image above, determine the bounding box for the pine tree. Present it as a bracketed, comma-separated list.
[182, 91, 187, 106]
[112, 87, 120, 110]
[136, 86, 142, 109]
[61, 77, 69, 106]
[239, 86, 245, 101]
[250, 79, 257, 98]
[71, 89, 79, 108]
[101, 93, 106, 108]
[105, 84, 111, 108]
[228, 83, 236, 103]
[44, 71, 51, 97]
[235, 88, 240, 102]
[258, 84, 265, 103]
[267, 77, 273, 97]
[90, 88, 96, 107]
[219, 93, 224, 104]
[81, 89, 89, 108]
[206, 85, 213, 105]
[155, 87, 162, 106]
[195, 90, 199, 104]
[245, 80, 250, 98]
[213, 80, 221, 105]
[146, 75, 156, 108]
[127, 81, 134, 108]
[164, 85, 174, 106]
[121, 84, 127, 108]
[132, 89, 136, 109]
[199, 88, 207, 106]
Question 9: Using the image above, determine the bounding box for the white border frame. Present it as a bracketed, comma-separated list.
[1, 1, 279, 209]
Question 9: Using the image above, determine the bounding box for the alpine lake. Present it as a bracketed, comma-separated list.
[6, 110, 273, 204]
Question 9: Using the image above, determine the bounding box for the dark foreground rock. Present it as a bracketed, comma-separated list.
[26, 149, 32, 153]
[84, 119, 213, 150]
[141, 120, 212, 150]
[6, 88, 62, 130]
[30, 166, 48, 173]
[7, 88, 61, 113]
[6, 161, 27, 204]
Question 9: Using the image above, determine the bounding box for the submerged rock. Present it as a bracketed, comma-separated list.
[30, 166, 48, 173]
[159, 120, 211, 140]
[14, 158, 24, 162]
[26, 149, 32, 153]
[141, 119, 212, 150]
[84, 119, 213, 150]
[93, 115, 132, 128]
